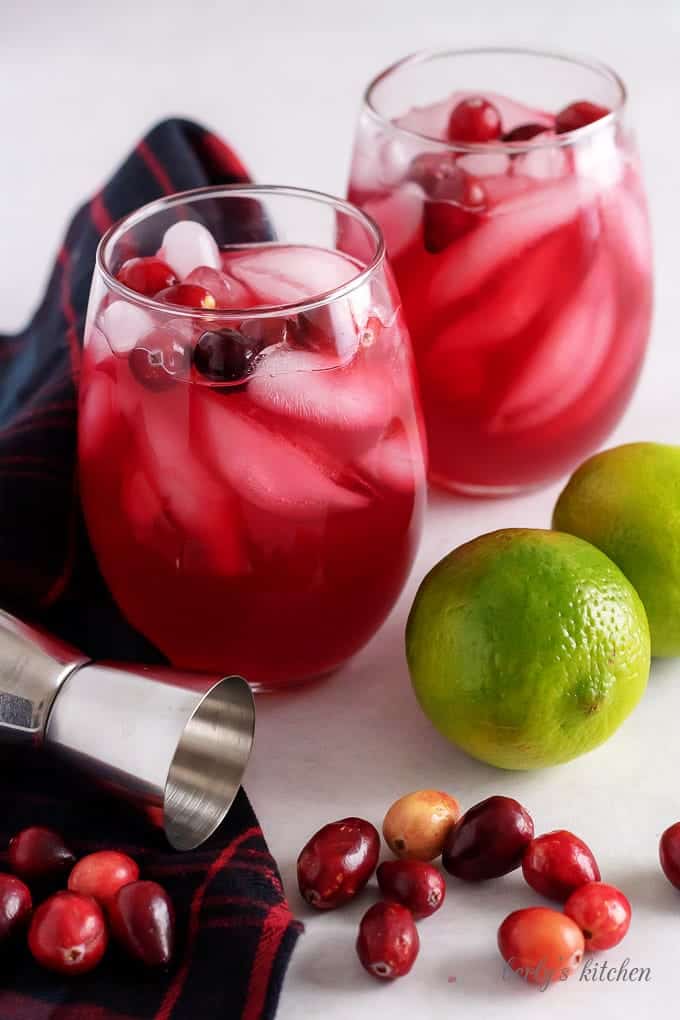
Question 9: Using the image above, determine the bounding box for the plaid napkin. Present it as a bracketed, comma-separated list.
[0, 119, 302, 1019]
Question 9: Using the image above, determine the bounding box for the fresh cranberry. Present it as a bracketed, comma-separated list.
[423, 200, 478, 252]
[297, 818, 380, 910]
[408, 152, 462, 198]
[442, 796, 534, 881]
[448, 97, 502, 143]
[555, 101, 610, 134]
[356, 901, 419, 980]
[522, 830, 600, 901]
[498, 907, 584, 986]
[0, 874, 32, 941]
[129, 327, 191, 391]
[376, 860, 445, 919]
[193, 328, 262, 383]
[108, 881, 175, 967]
[156, 284, 216, 309]
[564, 882, 631, 950]
[9, 827, 75, 882]
[502, 123, 549, 142]
[28, 891, 107, 976]
[68, 851, 139, 907]
[659, 822, 680, 889]
[116, 257, 177, 297]
[382, 790, 461, 861]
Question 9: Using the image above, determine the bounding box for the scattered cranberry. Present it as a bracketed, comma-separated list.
[297, 818, 380, 910]
[564, 881, 631, 951]
[193, 328, 262, 383]
[28, 891, 107, 976]
[116, 257, 177, 297]
[555, 101, 610, 134]
[498, 907, 584, 986]
[376, 860, 445, 919]
[128, 327, 191, 391]
[502, 123, 549, 143]
[442, 796, 534, 881]
[0, 874, 32, 942]
[9, 827, 75, 883]
[448, 97, 502, 143]
[522, 830, 600, 901]
[156, 284, 217, 309]
[659, 822, 680, 889]
[383, 790, 461, 861]
[109, 881, 175, 967]
[356, 901, 419, 980]
[68, 851, 139, 908]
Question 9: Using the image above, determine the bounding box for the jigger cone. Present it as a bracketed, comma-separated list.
[0, 609, 255, 850]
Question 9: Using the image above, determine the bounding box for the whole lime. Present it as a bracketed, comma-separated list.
[554, 442, 680, 657]
[406, 529, 650, 770]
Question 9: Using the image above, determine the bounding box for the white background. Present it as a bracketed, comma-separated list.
[3, 1, 680, 1017]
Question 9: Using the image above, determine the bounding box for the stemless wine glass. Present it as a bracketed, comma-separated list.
[79, 186, 426, 691]
[348, 48, 653, 495]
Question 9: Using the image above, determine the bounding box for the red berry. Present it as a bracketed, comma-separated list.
[502, 123, 549, 142]
[522, 829, 600, 901]
[108, 881, 175, 967]
[422, 171, 486, 253]
[356, 901, 419, 980]
[659, 821, 680, 889]
[442, 796, 534, 881]
[297, 818, 380, 910]
[193, 328, 262, 383]
[498, 907, 584, 986]
[448, 97, 502, 143]
[376, 860, 445, 919]
[156, 284, 216, 309]
[9, 827, 75, 882]
[116, 257, 177, 297]
[0, 874, 32, 942]
[564, 881, 631, 951]
[28, 891, 107, 976]
[129, 326, 191, 391]
[555, 101, 610, 134]
[68, 851, 139, 907]
[408, 152, 462, 198]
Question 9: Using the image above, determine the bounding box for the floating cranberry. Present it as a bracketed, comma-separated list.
[522, 829, 600, 901]
[659, 822, 680, 889]
[356, 901, 419, 980]
[68, 851, 139, 908]
[116, 257, 177, 297]
[128, 327, 191, 391]
[555, 101, 610, 134]
[498, 907, 584, 986]
[383, 790, 461, 861]
[377, 860, 445, 919]
[108, 881, 175, 967]
[442, 796, 534, 881]
[423, 201, 478, 252]
[28, 891, 107, 976]
[408, 152, 462, 198]
[193, 328, 262, 383]
[297, 817, 380, 910]
[156, 284, 216, 309]
[0, 874, 32, 942]
[9, 827, 75, 883]
[502, 123, 549, 143]
[448, 97, 502, 143]
[564, 881, 631, 951]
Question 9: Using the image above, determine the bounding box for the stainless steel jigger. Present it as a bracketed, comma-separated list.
[0, 609, 255, 851]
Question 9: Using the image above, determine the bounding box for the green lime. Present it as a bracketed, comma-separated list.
[554, 442, 680, 657]
[406, 529, 650, 770]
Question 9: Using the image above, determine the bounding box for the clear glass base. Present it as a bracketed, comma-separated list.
[248, 667, 339, 695]
[429, 472, 543, 499]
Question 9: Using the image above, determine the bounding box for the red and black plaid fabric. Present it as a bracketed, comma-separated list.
[0, 119, 302, 1019]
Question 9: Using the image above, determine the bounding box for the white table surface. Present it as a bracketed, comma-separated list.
[3, 1, 680, 1016]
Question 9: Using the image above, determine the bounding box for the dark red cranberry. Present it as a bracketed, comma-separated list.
[129, 327, 191, 391]
[448, 97, 502, 143]
[297, 818, 380, 910]
[660, 822, 680, 889]
[0, 874, 32, 941]
[193, 328, 262, 383]
[28, 891, 107, 975]
[442, 796, 534, 881]
[108, 881, 175, 967]
[522, 830, 601, 901]
[356, 901, 419, 980]
[502, 123, 549, 143]
[423, 201, 481, 252]
[116, 257, 177, 297]
[68, 851, 139, 907]
[156, 284, 216, 309]
[555, 101, 610, 134]
[9, 827, 75, 882]
[376, 860, 445, 919]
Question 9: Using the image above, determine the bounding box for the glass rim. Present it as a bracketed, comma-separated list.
[363, 46, 628, 154]
[96, 184, 386, 320]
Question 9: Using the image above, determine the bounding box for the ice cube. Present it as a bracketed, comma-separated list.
[361, 185, 423, 260]
[99, 301, 154, 354]
[600, 184, 652, 278]
[359, 427, 423, 492]
[226, 245, 358, 305]
[160, 221, 220, 280]
[511, 134, 570, 180]
[79, 369, 116, 463]
[184, 265, 251, 308]
[395, 96, 454, 141]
